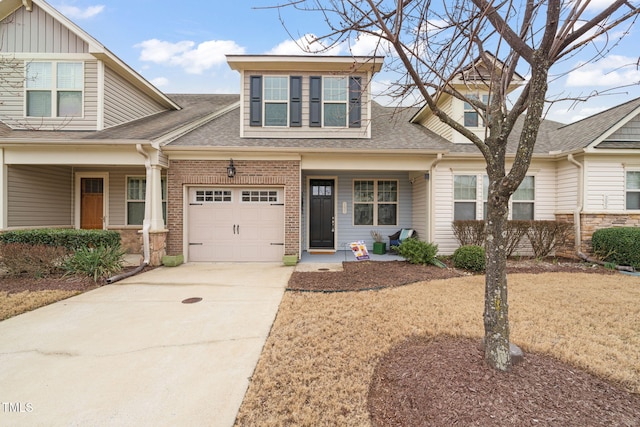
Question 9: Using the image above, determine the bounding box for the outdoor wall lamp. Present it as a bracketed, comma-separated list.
[227, 159, 236, 178]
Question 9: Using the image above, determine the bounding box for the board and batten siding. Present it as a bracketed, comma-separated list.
[7, 165, 73, 227]
[0, 4, 88, 54]
[584, 158, 626, 211]
[241, 71, 371, 139]
[103, 66, 168, 129]
[0, 60, 99, 130]
[432, 160, 558, 255]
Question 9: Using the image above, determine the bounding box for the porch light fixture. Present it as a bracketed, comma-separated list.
[227, 159, 236, 178]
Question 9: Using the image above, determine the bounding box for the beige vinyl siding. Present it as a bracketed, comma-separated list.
[607, 114, 640, 140]
[432, 160, 557, 254]
[419, 95, 454, 141]
[7, 165, 73, 227]
[584, 159, 626, 211]
[0, 4, 89, 54]
[241, 71, 371, 139]
[0, 59, 99, 130]
[103, 66, 167, 128]
[411, 173, 428, 242]
[556, 159, 580, 212]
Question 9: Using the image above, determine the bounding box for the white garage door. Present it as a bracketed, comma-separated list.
[187, 187, 285, 262]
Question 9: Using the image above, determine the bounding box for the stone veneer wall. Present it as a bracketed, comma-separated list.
[579, 213, 640, 254]
[166, 159, 300, 258]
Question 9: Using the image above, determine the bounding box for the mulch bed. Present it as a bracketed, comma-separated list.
[287, 258, 615, 292]
[368, 336, 640, 426]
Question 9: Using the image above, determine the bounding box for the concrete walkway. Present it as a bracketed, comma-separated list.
[0, 263, 292, 426]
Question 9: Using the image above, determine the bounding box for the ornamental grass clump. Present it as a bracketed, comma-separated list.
[62, 245, 125, 282]
[452, 244, 486, 272]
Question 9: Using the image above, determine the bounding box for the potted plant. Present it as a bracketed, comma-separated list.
[370, 230, 386, 255]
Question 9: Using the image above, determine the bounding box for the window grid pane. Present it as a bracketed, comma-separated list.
[265, 103, 287, 126]
[26, 91, 52, 117]
[513, 176, 535, 200]
[454, 175, 476, 200]
[57, 91, 82, 116]
[324, 103, 346, 127]
[323, 77, 347, 101]
[241, 190, 278, 203]
[627, 171, 640, 190]
[26, 62, 52, 88]
[354, 181, 374, 202]
[354, 204, 373, 225]
[264, 76, 288, 101]
[57, 62, 83, 89]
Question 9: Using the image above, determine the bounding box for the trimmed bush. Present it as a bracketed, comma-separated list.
[592, 227, 640, 269]
[396, 238, 439, 265]
[0, 243, 69, 277]
[0, 228, 121, 252]
[452, 220, 486, 246]
[526, 220, 571, 259]
[452, 245, 486, 272]
[61, 245, 126, 282]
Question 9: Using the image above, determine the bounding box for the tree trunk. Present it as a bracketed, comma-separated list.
[483, 190, 511, 371]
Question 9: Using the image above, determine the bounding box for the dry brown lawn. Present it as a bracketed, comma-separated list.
[0, 290, 81, 321]
[235, 272, 640, 426]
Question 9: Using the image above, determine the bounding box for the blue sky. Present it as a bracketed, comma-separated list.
[54, 0, 640, 124]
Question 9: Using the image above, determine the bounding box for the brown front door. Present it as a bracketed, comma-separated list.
[81, 178, 104, 229]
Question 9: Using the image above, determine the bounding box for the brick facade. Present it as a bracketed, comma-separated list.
[166, 159, 300, 259]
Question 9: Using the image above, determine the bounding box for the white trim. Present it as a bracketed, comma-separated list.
[625, 169, 640, 211]
[24, 60, 85, 119]
[352, 178, 399, 227]
[74, 172, 109, 229]
[0, 148, 6, 229]
[263, 75, 289, 128]
[96, 60, 105, 130]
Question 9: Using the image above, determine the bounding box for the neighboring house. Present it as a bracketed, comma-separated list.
[1, 0, 639, 265]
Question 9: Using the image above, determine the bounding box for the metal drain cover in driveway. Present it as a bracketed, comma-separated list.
[181, 297, 203, 304]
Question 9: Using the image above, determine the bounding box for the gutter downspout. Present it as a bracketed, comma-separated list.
[106, 144, 151, 283]
[428, 153, 444, 243]
[567, 154, 583, 254]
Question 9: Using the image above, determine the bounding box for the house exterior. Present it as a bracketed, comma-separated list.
[1, 0, 639, 265]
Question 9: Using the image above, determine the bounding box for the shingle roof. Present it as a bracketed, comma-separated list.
[166, 101, 453, 152]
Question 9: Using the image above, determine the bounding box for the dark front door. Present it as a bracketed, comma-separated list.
[309, 179, 335, 248]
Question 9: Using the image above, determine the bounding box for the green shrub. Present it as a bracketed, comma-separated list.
[396, 238, 439, 265]
[0, 229, 121, 252]
[452, 245, 486, 272]
[592, 227, 640, 269]
[0, 243, 69, 277]
[61, 245, 126, 282]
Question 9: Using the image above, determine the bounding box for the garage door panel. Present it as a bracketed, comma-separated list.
[187, 188, 285, 262]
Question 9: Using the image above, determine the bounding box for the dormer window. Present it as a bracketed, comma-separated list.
[323, 77, 348, 127]
[26, 61, 83, 117]
[463, 94, 489, 127]
[264, 76, 288, 126]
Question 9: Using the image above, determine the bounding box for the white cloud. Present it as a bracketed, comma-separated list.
[266, 34, 342, 55]
[565, 55, 640, 87]
[56, 4, 104, 19]
[150, 77, 169, 88]
[135, 39, 245, 74]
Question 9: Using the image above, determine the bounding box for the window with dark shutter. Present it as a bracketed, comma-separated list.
[249, 75, 262, 126]
[349, 76, 362, 128]
[309, 76, 322, 127]
[290, 76, 302, 127]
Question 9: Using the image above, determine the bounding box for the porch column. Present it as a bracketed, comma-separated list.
[0, 148, 6, 229]
[149, 164, 165, 231]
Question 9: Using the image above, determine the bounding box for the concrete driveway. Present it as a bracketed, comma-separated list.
[0, 263, 292, 426]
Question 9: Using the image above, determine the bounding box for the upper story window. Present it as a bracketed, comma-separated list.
[463, 94, 489, 127]
[26, 62, 83, 117]
[264, 76, 289, 126]
[323, 77, 348, 127]
[627, 171, 640, 210]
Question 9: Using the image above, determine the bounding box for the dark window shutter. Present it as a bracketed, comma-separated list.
[309, 76, 322, 127]
[249, 75, 262, 126]
[290, 76, 302, 127]
[349, 76, 362, 128]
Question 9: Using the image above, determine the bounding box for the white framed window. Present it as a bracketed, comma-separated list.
[463, 94, 489, 127]
[626, 171, 640, 210]
[264, 76, 288, 126]
[454, 175, 477, 220]
[453, 174, 536, 221]
[323, 76, 348, 127]
[353, 180, 398, 226]
[126, 177, 166, 225]
[26, 61, 83, 117]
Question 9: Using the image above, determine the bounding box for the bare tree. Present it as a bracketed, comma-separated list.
[279, 0, 640, 371]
